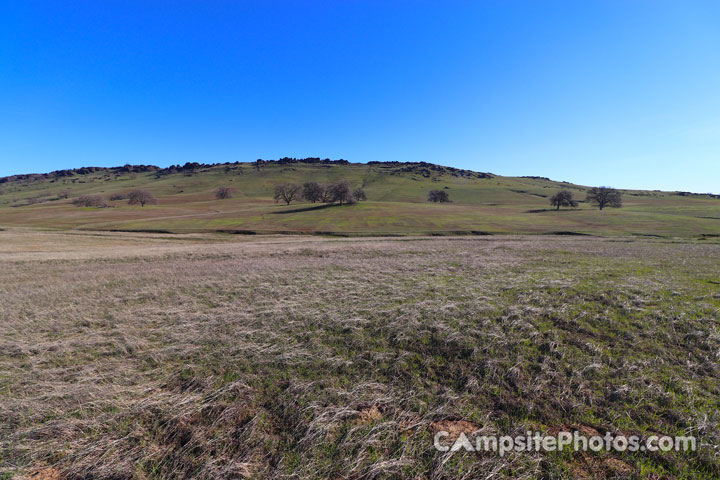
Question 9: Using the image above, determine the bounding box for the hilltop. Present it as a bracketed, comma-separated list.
[0, 159, 718, 237]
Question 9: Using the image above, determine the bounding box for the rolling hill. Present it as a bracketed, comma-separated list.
[0, 159, 718, 237]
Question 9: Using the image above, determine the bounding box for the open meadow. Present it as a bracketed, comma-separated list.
[1, 229, 718, 479]
[1, 162, 719, 237]
[5, 2, 720, 479]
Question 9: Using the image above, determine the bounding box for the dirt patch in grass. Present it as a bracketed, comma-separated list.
[356, 405, 383, 424]
[429, 420, 480, 439]
[569, 454, 634, 478]
[23, 468, 64, 480]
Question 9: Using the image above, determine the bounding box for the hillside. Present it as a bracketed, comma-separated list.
[0, 159, 718, 237]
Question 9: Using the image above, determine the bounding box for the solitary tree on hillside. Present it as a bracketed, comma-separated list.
[302, 182, 325, 203]
[586, 187, 622, 210]
[216, 186, 233, 200]
[274, 183, 301, 205]
[549, 190, 578, 210]
[127, 189, 158, 207]
[428, 190, 450, 203]
[353, 187, 367, 202]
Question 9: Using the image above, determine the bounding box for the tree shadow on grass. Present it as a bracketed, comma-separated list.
[271, 204, 336, 214]
[525, 208, 582, 213]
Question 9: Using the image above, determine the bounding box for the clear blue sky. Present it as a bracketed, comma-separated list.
[2, 1, 719, 193]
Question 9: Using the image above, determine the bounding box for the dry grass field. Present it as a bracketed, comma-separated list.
[1, 229, 719, 479]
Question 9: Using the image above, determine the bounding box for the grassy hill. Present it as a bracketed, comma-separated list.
[0, 160, 718, 237]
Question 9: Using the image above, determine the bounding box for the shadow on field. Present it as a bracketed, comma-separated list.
[272, 204, 336, 214]
[525, 208, 582, 213]
[545, 231, 592, 236]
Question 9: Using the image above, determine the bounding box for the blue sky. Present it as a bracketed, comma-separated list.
[1, 1, 719, 193]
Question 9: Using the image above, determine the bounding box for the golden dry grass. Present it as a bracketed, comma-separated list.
[1, 229, 718, 479]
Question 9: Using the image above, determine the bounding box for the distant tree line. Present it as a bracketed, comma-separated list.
[548, 187, 622, 210]
[367, 161, 493, 179]
[0, 158, 354, 183]
[0, 158, 497, 185]
[0, 165, 159, 184]
[273, 180, 366, 206]
[71, 189, 158, 208]
[267, 157, 349, 165]
[72, 195, 107, 208]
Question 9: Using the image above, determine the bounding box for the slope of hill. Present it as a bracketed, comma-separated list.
[0, 160, 718, 237]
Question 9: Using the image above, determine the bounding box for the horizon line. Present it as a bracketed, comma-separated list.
[1, 158, 718, 196]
